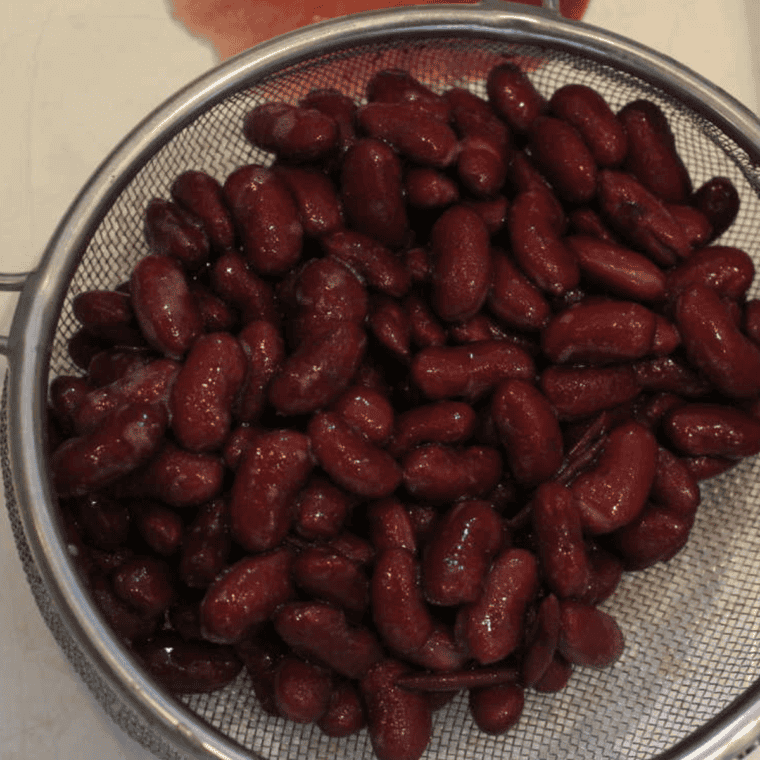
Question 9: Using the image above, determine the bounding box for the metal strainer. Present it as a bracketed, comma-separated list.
[4, 1, 760, 758]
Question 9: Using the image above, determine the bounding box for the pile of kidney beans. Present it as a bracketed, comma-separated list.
[48, 61, 760, 760]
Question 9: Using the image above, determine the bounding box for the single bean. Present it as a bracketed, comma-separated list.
[293, 545, 369, 613]
[179, 497, 231, 589]
[144, 197, 209, 270]
[692, 176, 740, 241]
[274, 165, 344, 237]
[488, 249, 551, 331]
[274, 657, 333, 724]
[210, 250, 279, 326]
[469, 684, 525, 736]
[294, 476, 354, 540]
[557, 600, 624, 668]
[487, 62, 545, 133]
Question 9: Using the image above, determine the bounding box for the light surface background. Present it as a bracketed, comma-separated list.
[1, 0, 758, 758]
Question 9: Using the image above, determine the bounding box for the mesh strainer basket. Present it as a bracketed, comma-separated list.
[4, 1, 760, 758]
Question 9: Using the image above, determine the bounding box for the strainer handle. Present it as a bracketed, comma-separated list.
[0, 271, 33, 357]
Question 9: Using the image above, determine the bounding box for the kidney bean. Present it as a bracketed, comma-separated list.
[170, 333, 247, 453]
[90, 572, 159, 646]
[113, 556, 175, 617]
[403, 294, 446, 349]
[618, 99, 691, 203]
[403, 444, 501, 504]
[130, 254, 203, 359]
[144, 197, 209, 270]
[133, 501, 183, 556]
[598, 170, 691, 265]
[309, 411, 401, 499]
[462, 195, 510, 235]
[460, 548, 539, 665]
[557, 600, 624, 668]
[667, 203, 712, 249]
[68, 328, 111, 370]
[221, 424, 261, 471]
[488, 249, 551, 331]
[487, 62, 545, 133]
[389, 401, 476, 459]
[422, 500, 502, 606]
[300, 88, 357, 152]
[76, 492, 130, 551]
[244, 102, 338, 162]
[682, 454, 737, 481]
[269, 322, 366, 415]
[328, 531, 376, 567]
[234, 320, 284, 423]
[403, 247, 431, 284]
[179, 498, 230, 588]
[549, 83, 627, 167]
[367, 499, 417, 554]
[570, 420, 658, 535]
[448, 315, 528, 351]
[275, 601, 383, 679]
[675, 283, 760, 398]
[631, 392, 685, 432]
[224, 165, 303, 275]
[405, 503, 439, 547]
[331, 385, 394, 446]
[357, 102, 458, 169]
[508, 152, 564, 226]
[341, 138, 409, 248]
[469, 683, 524, 736]
[361, 659, 432, 760]
[294, 476, 353, 540]
[231, 430, 313, 552]
[575, 543, 624, 606]
[318, 680, 366, 737]
[236, 634, 287, 717]
[404, 167, 458, 208]
[293, 545, 369, 613]
[522, 594, 560, 687]
[492, 380, 563, 486]
[52, 403, 166, 498]
[369, 296, 411, 360]
[274, 165, 344, 237]
[651, 316, 680, 356]
[200, 549, 293, 644]
[322, 230, 411, 298]
[667, 245, 755, 301]
[411, 341, 535, 402]
[210, 250, 279, 326]
[403, 624, 467, 673]
[567, 235, 666, 302]
[533, 653, 573, 692]
[632, 356, 710, 398]
[50, 375, 93, 436]
[87, 349, 151, 388]
[692, 176, 740, 240]
[649, 446, 701, 518]
[136, 635, 242, 694]
[568, 207, 617, 243]
[273, 657, 333, 724]
[368, 69, 450, 120]
[170, 170, 236, 253]
[189, 283, 237, 334]
[508, 189, 579, 295]
[73, 290, 142, 346]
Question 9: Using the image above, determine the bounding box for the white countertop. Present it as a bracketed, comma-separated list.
[1, 0, 759, 758]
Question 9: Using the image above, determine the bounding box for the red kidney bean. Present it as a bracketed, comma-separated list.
[404, 294, 447, 349]
[568, 207, 617, 243]
[133, 501, 183, 556]
[322, 229, 411, 298]
[460, 547, 539, 665]
[469, 683, 524, 736]
[651, 315, 680, 356]
[508, 189, 579, 295]
[361, 659, 432, 760]
[570, 420, 658, 535]
[309, 411, 401, 499]
[543, 299, 658, 365]
[200, 548, 293, 644]
[76, 492, 131, 551]
[487, 62, 545, 133]
[632, 392, 686, 431]
[666, 203, 712, 249]
[492, 380, 563, 486]
[534, 653, 573, 692]
[682, 454, 737, 481]
[430, 205, 491, 323]
[244, 102, 338, 162]
[533, 482, 590, 599]
[293, 545, 369, 613]
[369, 296, 411, 360]
[235, 634, 286, 716]
[372, 548, 435, 655]
[598, 170, 691, 265]
[422, 499, 503, 606]
[86, 349, 151, 388]
[144, 197, 209, 270]
[52, 403, 166, 498]
[170, 170, 236, 253]
[540, 364, 640, 421]
[404, 167, 459, 208]
[294, 476, 353, 540]
[488, 249, 551, 331]
[666, 245, 755, 301]
[331, 385, 394, 446]
[136, 635, 242, 694]
[368, 69, 450, 121]
[113, 556, 175, 617]
[448, 314, 532, 350]
[411, 341, 535, 402]
[557, 600, 624, 668]
[318, 680, 366, 737]
[221, 424, 261, 471]
[224, 165, 303, 275]
[299, 88, 357, 152]
[403, 247, 431, 284]
[180, 498, 231, 589]
[210, 250, 279, 326]
[522, 594, 560, 687]
[275, 601, 383, 679]
[273, 656, 333, 724]
[508, 152, 564, 227]
[632, 356, 710, 398]
[405, 504, 439, 548]
[190, 283, 237, 334]
[274, 165, 344, 237]
[650, 446, 700, 517]
[576, 543, 623, 606]
[529, 116, 597, 204]
[235, 320, 285, 423]
[549, 83, 627, 167]
[389, 401, 476, 459]
[462, 195, 510, 235]
[269, 322, 366, 415]
[169, 333, 247, 453]
[357, 102, 458, 169]
[618, 99, 691, 203]
[90, 572, 159, 646]
[367, 498, 417, 554]
[340, 138, 409, 248]
[230, 430, 313, 552]
[68, 328, 111, 370]
[328, 531, 376, 567]
[404, 624, 467, 673]
[50, 375, 93, 435]
[567, 235, 667, 302]
[692, 176, 740, 240]
[403, 444, 501, 504]
[675, 283, 760, 398]
[130, 254, 203, 359]
[73, 290, 141, 345]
